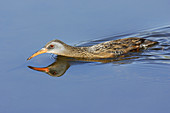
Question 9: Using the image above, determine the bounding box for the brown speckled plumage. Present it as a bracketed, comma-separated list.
[56, 37, 158, 59]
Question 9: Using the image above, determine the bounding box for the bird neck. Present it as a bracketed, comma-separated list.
[63, 45, 90, 58]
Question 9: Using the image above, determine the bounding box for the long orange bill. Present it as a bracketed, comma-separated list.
[28, 66, 49, 72]
[27, 48, 48, 60]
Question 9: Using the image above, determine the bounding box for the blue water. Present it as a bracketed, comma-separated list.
[0, 0, 170, 113]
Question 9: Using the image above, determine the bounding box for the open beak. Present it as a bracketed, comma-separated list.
[28, 66, 49, 72]
[27, 48, 47, 60]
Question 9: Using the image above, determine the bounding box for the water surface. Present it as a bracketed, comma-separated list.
[0, 0, 170, 113]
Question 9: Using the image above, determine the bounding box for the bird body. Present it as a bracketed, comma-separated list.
[27, 37, 158, 60]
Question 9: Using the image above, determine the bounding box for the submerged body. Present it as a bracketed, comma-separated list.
[27, 37, 158, 60]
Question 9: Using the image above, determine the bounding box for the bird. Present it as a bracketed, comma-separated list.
[27, 37, 158, 60]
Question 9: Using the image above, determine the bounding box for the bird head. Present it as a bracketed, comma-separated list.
[27, 40, 67, 60]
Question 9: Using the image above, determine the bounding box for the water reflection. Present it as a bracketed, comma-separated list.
[28, 53, 144, 77]
[28, 56, 70, 77]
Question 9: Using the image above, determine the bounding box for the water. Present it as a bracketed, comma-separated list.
[0, 0, 170, 113]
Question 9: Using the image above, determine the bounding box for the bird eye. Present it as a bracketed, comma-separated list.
[50, 45, 54, 48]
[52, 71, 57, 75]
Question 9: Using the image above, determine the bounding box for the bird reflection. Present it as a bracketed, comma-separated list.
[28, 53, 140, 77]
[28, 56, 70, 77]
